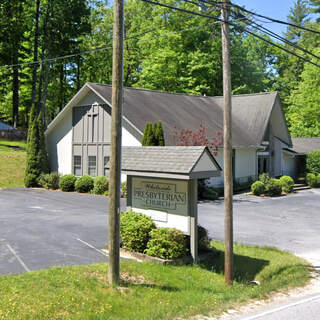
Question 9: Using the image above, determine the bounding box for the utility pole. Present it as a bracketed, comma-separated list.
[221, 0, 233, 285]
[108, 0, 124, 286]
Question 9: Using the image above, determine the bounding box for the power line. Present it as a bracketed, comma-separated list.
[140, 0, 320, 69]
[0, 25, 206, 70]
[229, 10, 320, 62]
[200, 0, 320, 36]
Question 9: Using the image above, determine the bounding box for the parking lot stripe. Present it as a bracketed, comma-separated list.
[6, 244, 30, 272]
[76, 238, 108, 257]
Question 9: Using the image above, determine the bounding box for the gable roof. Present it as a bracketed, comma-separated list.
[0, 121, 14, 131]
[109, 146, 221, 179]
[46, 82, 286, 148]
[291, 137, 320, 154]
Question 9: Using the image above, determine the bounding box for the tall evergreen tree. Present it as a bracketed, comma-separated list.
[156, 121, 165, 146]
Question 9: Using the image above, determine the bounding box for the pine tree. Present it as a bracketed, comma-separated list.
[24, 111, 50, 187]
[141, 122, 149, 146]
[37, 113, 50, 174]
[24, 116, 41, 187]
[156, 121, 165, 146]
[145, 123, 155, 146]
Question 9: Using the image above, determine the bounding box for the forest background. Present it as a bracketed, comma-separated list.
[0, 0, 319, 137]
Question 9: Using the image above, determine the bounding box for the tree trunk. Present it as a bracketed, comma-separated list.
[42, 62, 50, 124]
[30, 0, 41, 125]
[59, 64, 64, 111]
[12, 51, 19, 129]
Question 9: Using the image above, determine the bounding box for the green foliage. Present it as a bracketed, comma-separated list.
[120, 211, 156, 253]
[75, 175, 94, 193]
[121, 181, 127, 198]
[197, 225, 211, 251]
[59, 174, 77, 192]
[259, 173, 271, 185]
[305, 173, 320, 188]
[279, 176, 294, 193]
[142, 122, 156, 146]
[306, 151, 320, 174]
[38, 172, 60, 190]
[156, 121, 165, 146]
[266, 178, 282, 196]
[202, 186, 219, 201]
[24, 173, 38, 188]
[145, 227, 188, 260]
[92, 176, 109, 194]
[251, 181, 266, 196]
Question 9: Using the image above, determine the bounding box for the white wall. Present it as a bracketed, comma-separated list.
[122, 126, 141, 146]
[208, 148, 257, 187]
[46, 109, 73, 175]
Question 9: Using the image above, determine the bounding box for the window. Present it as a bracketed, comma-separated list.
[88, 156, 97, 176]
[74, 156, 82, 176]
[104, 156, 110, 177]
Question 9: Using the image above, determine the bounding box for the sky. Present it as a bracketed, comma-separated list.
[232, 0, 296, 35]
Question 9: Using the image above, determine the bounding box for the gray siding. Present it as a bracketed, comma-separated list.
[72, 104, 111, 177]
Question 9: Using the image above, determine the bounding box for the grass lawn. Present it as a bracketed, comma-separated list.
[0, 139, 26, 188]
[0, 242, 311, 320]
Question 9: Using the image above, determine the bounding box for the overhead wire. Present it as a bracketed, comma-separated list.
[139, 0, 320, 68]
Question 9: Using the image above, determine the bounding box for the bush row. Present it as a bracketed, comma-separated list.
[251, 173, 294, 197]
[120, 210, 211, 260]
[306, 173, 320, 188]
[37, 172, 112, 195]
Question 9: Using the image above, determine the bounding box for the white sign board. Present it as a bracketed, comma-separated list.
[131, 177, 190, 234]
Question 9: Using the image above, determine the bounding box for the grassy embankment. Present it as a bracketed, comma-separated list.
[0, 242, 311, 320]
[0, 140, 26, 188]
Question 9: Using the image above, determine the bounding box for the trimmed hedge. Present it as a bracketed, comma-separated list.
[120, 211, 156, 253]
[38, 172, 60, 190]
[59, 174, 77, 192]
[75, 175, 94, 193]
[259, 173, 270, 185]
[306, 173, 320, 188]
[306, 151, 320, 174]
[266, 178, 282, 196]
[279, 175, 294, 193]
[251, 181, 265, 196]
[92, 176, 109, 194]
[145, 227, 188, 260]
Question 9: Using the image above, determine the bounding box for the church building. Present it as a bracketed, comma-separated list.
[45, 82, 296, 186]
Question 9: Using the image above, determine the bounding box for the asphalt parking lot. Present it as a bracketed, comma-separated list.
[0, 187, 320, 275]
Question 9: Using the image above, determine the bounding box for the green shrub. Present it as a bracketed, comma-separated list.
[38, 172, 60, 190]
[145, 227, 188, 260]
[198, 225, 211, 251]
[75, 175, 94, 193]
[306, 173, 320, 188]
[306, 173, 316, 187]
[92, 176, 109, 194]
[202, 186, 218, 200]
[59, 174, 77, 192]
[120, 211, 156, 253]
[121, 181, 127, 198]
[266, 178, 282, 196]
[259, 173, 270, 185]
[24, 173, 38, 188]
[306, 150, 320, 174]
[251, 181, 265, 196]
[279, 176, 294, 193]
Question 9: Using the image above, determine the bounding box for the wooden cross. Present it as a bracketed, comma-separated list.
[88, 104, 98, 142]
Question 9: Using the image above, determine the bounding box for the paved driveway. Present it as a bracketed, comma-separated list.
[0, 188, 125, 275]
[0, 187, 320, 275]
[198, 189, 320, 266]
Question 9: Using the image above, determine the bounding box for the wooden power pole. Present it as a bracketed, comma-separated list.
[221, 0, 233, 285]
[108, 0, 124, 286]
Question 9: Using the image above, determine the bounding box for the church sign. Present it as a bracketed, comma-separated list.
[121, 146, 222, 263]
[132, 177, 188, 215]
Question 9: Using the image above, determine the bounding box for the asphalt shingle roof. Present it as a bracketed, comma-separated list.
[109, 146, 220, 174]
[88, 83, 278, 148]
[291, 137, 320, 154]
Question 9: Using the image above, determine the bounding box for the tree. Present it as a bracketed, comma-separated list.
[156, 121, 165, 146]
[173, 125, 223, 156]
[25, 111, 50, 187]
